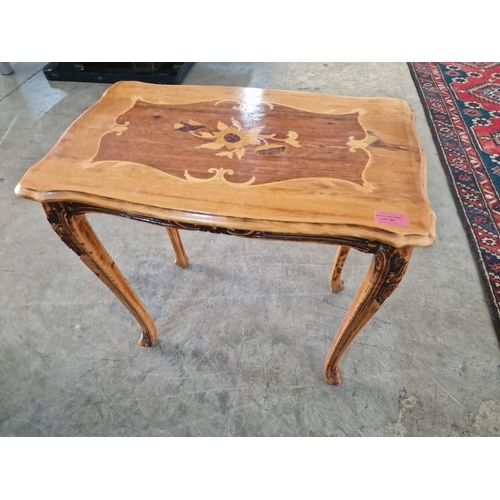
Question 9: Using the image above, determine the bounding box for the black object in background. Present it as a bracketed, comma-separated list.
[43, 62, 194, 84]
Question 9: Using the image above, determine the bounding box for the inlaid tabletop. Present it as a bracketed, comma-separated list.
[16, 82, 436, 247]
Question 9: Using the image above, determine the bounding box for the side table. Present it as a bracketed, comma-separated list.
[15, 82, 436, 385]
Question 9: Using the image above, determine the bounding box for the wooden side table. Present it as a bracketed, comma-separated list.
[15, 82, 436, 385]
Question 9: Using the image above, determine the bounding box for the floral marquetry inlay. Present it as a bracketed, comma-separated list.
[174, 117, 301, 160]
[93, 99, 370, 186]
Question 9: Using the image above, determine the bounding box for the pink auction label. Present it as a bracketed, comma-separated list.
[375, 211, 410, 227]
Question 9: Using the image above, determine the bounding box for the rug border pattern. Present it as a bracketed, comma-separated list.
[408, 62, 500, 333]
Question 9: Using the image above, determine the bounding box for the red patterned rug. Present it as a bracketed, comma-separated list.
[409, 62, 500, 330]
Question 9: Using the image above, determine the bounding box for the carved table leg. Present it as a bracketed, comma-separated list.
[43, 202, 157, 347]
[166, 227, 189, 269]
[324, 245, 413, 385]
[330, 245, 350, 293]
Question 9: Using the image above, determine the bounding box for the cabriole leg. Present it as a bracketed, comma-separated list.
[166, 227, 189, 269]
[43, 202, 156, 347]
[324, 245, 413, 385]
[330, 245, 350, 293]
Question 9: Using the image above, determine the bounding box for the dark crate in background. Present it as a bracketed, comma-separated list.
[43, 62, 194, 84]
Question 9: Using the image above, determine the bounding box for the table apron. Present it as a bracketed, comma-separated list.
[55, 201, 384, 255]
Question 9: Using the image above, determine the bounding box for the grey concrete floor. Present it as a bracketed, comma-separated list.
[1, 63, 499, 436]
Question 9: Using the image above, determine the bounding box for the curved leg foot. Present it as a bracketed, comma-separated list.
[138, 331, 153, 347]
[325, 366, 343, 386]
[44, 202, 157, 347]
[330, 245, 350, 293]
[324, 245, 413, 385]
[166, 227, 189, 269]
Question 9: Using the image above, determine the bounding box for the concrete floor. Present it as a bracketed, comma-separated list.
[1, 63, 499, 436]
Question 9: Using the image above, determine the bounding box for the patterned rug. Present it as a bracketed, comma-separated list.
[409, 62, 500, 330]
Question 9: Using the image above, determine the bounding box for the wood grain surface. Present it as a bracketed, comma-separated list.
[94, 99, 368, 186]
[15, 82, 436, 249]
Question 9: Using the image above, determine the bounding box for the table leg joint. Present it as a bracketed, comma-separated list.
[374, 250, 411, 304]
